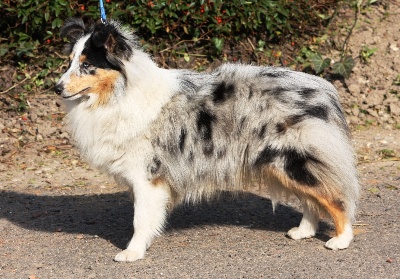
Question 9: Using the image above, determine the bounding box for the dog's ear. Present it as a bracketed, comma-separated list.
[91, 22, 133, 61]
[60, 18, 86, 43]
[60, 18, 87, 55]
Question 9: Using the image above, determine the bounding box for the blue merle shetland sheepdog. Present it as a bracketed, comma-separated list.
[55, 18, 359, 262]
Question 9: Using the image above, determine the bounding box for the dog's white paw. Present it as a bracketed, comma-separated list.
[114, 249, 144, 262]
[325, 235, 352, 250]
[287, 226, 316, 240]
[324, 224, 353, 250]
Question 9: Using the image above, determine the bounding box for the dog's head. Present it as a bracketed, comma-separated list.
[54, 18, 138, 106]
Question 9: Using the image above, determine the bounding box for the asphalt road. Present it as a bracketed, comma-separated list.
[0, 128, 399, 278]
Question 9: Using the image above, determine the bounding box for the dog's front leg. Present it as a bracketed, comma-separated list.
[114, 177, 171, 262]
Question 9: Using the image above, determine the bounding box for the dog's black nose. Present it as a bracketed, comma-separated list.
[54, 83, 64, 95]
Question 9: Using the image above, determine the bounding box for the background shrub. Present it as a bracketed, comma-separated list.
[0, 0, 340, 59]
[0, 0, 346, 112]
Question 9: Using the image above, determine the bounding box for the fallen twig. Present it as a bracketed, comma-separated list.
[0, 77, 29, 94]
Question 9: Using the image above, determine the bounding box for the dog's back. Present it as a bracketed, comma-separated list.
[150, 64, 357, 210]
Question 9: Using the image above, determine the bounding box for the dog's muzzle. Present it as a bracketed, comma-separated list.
[54, 82, 64, 95]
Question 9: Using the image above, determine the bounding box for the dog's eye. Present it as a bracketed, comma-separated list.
[82, 62, 90, 69]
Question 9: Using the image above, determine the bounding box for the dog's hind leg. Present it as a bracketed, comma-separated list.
[297, 191, 353, 250]
[317, 197, 354, 250]
[264, 167, 354, 249]
[287, 194, 353, 249]
[114, 177, 171, 262]
[287, 199, 319, 240]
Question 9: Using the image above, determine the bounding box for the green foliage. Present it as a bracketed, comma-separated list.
[359, 45, 377, 64]
[379, 148, 395, 158]
[0, 0, 76, 58]
[298, 47, 356, 79]
[0, 0, 339, 60]
[393, 74, 400, 86]
[0, 0, 346, 109]
[309, 53, 331, 74]
[332, 56, 355, 79]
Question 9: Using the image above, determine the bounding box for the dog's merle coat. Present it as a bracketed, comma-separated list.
[55, 18, 359, 262]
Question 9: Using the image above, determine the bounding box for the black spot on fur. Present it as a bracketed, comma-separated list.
[304, 105, 328, 121]
[197, 109, 214, 139]
[298, 88, 317, 99]
[261, 87, 289, 103]
[212, 82, 235, 103]
[216, 148, 227, 159]
[286, 114, 306, 126]
[203, 142, 214, 156]
[283, 105, 328, 128]
[197, 107, 216, 156]
[283, 149, 319, 186]
[258, 124, 267, 139]
[188, 151, 194, 162]
[149, 157, 161, 175]
[276, 123, 287, 133]
[178, 128, 186, 153]
[248, 86, 254, 99]
[261, 87, 287, 96]
[254, 145, 280, 167]
[259, 70, 287, 78]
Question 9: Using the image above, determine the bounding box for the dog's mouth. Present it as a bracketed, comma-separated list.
[63, 87, 91, 99]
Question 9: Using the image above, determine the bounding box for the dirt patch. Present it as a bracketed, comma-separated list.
[1, 125, 399, 278]
[333, 1, 400, 127]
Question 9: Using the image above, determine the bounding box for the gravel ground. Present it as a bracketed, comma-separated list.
[1, 2, 400, 278]
[0, 127, 399, 279]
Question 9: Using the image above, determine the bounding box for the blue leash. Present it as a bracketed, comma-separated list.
[99, 0, 107, 23]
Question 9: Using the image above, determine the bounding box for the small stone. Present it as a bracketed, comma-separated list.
[379, 140, 388, 145]
[349, 116, 360, 125]
[348, 84, 361, 96]
[390, 43, 399, 52]
[367, 91, 385, 106]
[59, 132, 69, 139]
[36, 134, 44, 141]
[351, 106, 360, 116]
[367, 109, 379, 118]
[389, 103, 400, 116]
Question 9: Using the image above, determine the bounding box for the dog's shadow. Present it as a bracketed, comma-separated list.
[0, 190, 332, 249]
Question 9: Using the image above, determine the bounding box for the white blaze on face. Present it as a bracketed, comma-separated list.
[62, 35, 90, 80]
[58, 34, 90, 100]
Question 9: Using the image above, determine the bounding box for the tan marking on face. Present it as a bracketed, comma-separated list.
[262, 166, 348, 236]
[151, 177, 165, 187]
[69, 53, 74, 61]
[65, 68, 121, 107]
[79, 55, 87, 63]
